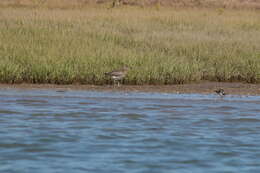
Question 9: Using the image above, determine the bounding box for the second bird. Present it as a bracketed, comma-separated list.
[215, 88, 226, 96]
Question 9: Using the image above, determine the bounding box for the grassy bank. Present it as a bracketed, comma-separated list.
[0, 6, 259, 85]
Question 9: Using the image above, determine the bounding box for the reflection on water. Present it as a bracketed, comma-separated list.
[0, 89, 260, 172]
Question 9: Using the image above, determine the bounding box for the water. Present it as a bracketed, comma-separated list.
[0, 89, 260, 173]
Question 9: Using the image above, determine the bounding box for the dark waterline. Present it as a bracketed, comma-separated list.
[0, 89, 260, 173]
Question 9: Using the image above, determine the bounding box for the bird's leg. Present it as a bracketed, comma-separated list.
[113, 79, 116, 87]
[117, 80, 120, 87]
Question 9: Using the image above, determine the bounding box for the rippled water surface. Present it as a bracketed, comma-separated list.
[1, 89, 260, 173]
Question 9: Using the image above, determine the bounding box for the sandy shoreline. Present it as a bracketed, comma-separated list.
[0, 82, 260, 95]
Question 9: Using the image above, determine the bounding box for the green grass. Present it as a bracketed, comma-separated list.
[0, 7, 259, 85]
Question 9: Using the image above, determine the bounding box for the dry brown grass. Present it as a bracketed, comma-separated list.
[0, 0, 260, 9]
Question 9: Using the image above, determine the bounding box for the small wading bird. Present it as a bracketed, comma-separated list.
[105, 66, 129, 86]
[215, 88, 226, 96]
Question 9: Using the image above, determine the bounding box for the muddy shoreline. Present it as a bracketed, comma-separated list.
[0, 82, 260, 95]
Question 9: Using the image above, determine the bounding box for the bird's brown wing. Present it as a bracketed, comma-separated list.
[105, 71, 124, 76]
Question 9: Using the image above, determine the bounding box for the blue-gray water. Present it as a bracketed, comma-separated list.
[0, 89, 260, 173]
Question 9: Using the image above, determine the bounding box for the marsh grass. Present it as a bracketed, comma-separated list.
[0, 7, 259, 84]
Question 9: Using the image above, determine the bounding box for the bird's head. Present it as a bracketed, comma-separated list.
[122, 66, 130, 71]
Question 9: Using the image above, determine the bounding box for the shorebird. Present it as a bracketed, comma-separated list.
[105, 66, 129, 86]
[215, 88, 226, 96]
